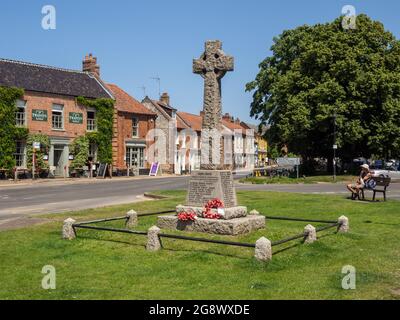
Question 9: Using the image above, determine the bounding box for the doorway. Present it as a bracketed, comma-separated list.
[53, 145, 65, 176]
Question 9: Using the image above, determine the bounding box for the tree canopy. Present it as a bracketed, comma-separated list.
[246, 14, 400, 162]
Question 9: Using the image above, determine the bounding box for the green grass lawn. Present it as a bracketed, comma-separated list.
[0, 190, 399, 300]
[240, 175, 356, 184]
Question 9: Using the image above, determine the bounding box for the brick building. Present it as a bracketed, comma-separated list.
[106, 83, 156, 173]
[0, 55, 156, 177]
[0, 57, 113, 177]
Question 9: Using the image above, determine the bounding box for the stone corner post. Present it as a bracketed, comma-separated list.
[146, 226, 162, 251]
[254, 237, 272, 262]
[62, 218, 76, 240]
[338, 215, 349, 233]
[126, 210, 138, 229]
[304, 224, 317, 244]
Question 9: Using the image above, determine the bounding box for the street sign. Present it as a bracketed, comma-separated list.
[333, 145, 338, 150]
[32, 142, 41, 150]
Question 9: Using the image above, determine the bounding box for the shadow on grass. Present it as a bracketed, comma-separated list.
[75, 231, 341, 264]
[272, 231, 338, 255]
[76, 234, 147, 249]
[75, 232, 251, 260]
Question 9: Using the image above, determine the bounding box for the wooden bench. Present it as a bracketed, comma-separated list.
[360, 176, 391, 201]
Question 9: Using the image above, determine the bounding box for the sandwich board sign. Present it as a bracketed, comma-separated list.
[97, 163, 108, 179]
[149, 162, 160, 176]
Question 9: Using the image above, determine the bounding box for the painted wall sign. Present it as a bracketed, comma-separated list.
[69, 112, 83, 124]
[32, 109, 48, 121]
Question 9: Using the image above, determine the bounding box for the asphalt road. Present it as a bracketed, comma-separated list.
[1, 175, 399, 227]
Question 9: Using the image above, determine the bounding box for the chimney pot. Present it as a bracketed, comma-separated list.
[83, 53, 100, 78]
[160, 92, 170, 105]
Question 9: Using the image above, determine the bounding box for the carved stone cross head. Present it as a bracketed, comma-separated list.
[193, 40, 234, 80]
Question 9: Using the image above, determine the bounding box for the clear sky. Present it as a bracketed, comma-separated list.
[1, 0, 400, 123]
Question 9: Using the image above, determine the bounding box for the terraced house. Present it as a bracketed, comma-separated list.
[0, 55, 155, 177]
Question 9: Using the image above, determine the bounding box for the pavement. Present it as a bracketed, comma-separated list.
[1, 174, 399, 230]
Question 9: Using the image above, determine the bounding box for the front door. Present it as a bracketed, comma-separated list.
[53, 145, 65, 176]
[126, 147, 144, 168]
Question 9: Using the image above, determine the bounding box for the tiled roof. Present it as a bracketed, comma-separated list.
[0, 58, 113, 99]
[176, 116, 189, 129]
[143, 97, 187, 129]
[177, 112, 203, 131]
[222, 118, 245, 131]
[107, 84, 156, 115]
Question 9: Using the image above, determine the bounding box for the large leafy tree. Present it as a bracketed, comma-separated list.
[246, 14, 400, 166]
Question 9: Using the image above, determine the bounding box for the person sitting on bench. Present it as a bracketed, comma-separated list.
[347, 164, 372, 200]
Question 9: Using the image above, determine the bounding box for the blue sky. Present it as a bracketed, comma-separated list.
[1, 0, 400, 123]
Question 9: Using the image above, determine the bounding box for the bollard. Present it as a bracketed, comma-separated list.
[338, 216, 349, 233]
[62, 218, 76, 240]
[126, 210, 138, 229]
[146, 226, 162, 251]
[254, 237, 272, 262]
[304, 224, 317, 244]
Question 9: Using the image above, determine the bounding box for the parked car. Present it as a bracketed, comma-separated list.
[371, 169, 400, 181]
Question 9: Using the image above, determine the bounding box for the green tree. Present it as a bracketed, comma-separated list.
[246, 14, 400, 167]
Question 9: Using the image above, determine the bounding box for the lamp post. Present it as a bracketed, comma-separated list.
[333, 112, 337, 182]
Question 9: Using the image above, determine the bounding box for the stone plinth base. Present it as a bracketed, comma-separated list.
[157, 215, 266, 236]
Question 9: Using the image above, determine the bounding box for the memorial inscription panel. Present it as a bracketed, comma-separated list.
[186, 170, 237, 208]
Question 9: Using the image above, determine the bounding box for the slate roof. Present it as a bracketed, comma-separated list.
[106, 84, 156, 116]
[0, 58, 113, 99]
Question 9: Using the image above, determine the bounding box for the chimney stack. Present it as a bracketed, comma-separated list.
[83, 53, 100, 78]
[160, 92, 170, 105]
[222, 112, 233, 122]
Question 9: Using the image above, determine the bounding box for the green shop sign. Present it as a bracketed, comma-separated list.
[69, 112, 83, 124]
[32, 109, 48, 121]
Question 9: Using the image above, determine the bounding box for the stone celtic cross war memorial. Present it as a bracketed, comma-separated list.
[193, 40, 234, 170]
[157, 40, 265, 236]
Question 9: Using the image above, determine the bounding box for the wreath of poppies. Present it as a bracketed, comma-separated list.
[177, 209, 197, 221]
[203, 198, 224, 219]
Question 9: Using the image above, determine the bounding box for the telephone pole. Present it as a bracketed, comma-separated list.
[333, 111, 337, 182]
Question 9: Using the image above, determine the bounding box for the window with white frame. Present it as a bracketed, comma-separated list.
[52, 104, 64, 130]
[15, 100, 26, 126]
[14, 141, 26, 167]
[132, 117, 139, 138]
[87, 109, 96, 131]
